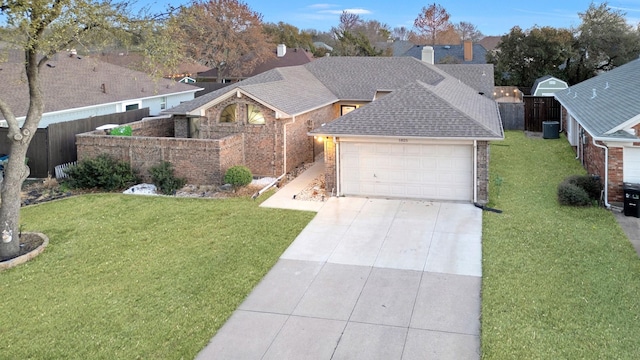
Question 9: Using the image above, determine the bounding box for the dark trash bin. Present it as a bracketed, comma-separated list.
[542, 121, 560, 139]
[623, 183, 640, 218]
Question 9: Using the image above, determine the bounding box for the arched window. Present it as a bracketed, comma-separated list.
[247, 104, 265, 125]
[220, 104, 237, 123]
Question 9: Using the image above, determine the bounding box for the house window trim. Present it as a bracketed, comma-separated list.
[122, 101, 142, 112]
[219, 103, 238, 123]
[160, 96, 168, 110]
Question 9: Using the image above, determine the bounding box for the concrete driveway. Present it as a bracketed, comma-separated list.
[196, 195, 483, 360]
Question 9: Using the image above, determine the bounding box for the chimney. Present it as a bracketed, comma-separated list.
[277, 44, 286, 57]
[464, 40, 473, 62]
[421, 46, 434, 64]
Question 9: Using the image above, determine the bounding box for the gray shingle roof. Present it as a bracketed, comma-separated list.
[310, 76, 502, 139]
[554, 58, 640, 140]
[436, 64, 494, 98]
[402, 44, 488, 64]
[0, 51, 200, 121]
[166, 56, 503, 140]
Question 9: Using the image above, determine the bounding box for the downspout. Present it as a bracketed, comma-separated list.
[592, 138, 611, 209]
[575, 127, 581, 160]
[473, 140, 478, 204]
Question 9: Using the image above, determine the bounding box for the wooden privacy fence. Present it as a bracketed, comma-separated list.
[523, 96, 561, 132]
[0, 108, 149, 178]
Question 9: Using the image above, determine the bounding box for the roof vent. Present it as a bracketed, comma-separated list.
[46, 63, 55, 68]
[101, 83, 106, 93]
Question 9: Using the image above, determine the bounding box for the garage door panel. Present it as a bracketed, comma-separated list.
[624, 147, 640, 183]
[340, 142, 473, 201]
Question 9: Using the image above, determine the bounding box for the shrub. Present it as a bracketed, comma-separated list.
[149, 161, 186, 195]
[564, 175, 602, 200]
[65, 154, 139, 191]
[558, 181, 592, 206]
[224, 165, 253, 187]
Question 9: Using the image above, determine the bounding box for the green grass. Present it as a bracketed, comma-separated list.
[0, 194, 314, 359]
[481, 131, 640, 359]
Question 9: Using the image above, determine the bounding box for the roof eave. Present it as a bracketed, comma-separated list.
[306, 132, 504, 141]
[183, 87, 292, 118]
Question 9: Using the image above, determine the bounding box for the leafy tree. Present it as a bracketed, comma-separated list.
[173, 0, 274, 83]
[0, 0, 150, 260]
[488, 26, 573, 86]
[567, 2, 640, 83]
[263, 22, 313, 50]
[414, 3, 452, 46]
[334, 30, 383, 56]
[331, 11, 385, 56]
[455, 21, 483, 42]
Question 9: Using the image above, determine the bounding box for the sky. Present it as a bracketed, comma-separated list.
[143, 0, 640, 36]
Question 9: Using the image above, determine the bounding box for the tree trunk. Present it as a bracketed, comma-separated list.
[0, 142, 30, 260]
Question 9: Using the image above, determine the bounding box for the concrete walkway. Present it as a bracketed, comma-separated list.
[613, 211, 640, 256]
[196, 171, 483, 360]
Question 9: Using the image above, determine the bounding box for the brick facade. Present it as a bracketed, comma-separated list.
[76, 118, 243, 185]
[476, 141, 490, 204]
[561, 105, 627, 203]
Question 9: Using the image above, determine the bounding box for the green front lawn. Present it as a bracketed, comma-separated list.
[1, 194, 314, 359]
[482, 131, 640, 359]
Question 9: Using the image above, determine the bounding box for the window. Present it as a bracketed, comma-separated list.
[220, 104, 237, 123]
[160, 96, 167, 110]
[247, 104, 265, 125]
[125, 103, 139, 111]
[341, 105, 357, 115]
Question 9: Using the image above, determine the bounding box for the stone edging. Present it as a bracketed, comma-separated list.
[0, 232, 49, 271]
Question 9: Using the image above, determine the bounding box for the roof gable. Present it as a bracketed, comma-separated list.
[310, 76, 503, 139]
[554, 58, 640, 139]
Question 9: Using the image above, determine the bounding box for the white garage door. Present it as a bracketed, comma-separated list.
[624, 147, 640, 183]
[339, 142, 473, 201]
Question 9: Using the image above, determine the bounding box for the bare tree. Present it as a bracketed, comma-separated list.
[173, 0, 274, 82]
[455, 21, 483, 42]
[392, 26, 411, 41]
[414, 3, 452, 46]
[339, 11, 362, 31]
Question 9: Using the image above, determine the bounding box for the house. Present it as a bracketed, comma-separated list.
[0, 50, 201, 128]
[401, 40, 488, 65]
[97, 51, 211, 83]
[150, 56, 502, 203]
[554, 58, 640, 205]
[197, 44, 314, 83]
[0, 50, 201, 177]
[531, 75, 568, 96]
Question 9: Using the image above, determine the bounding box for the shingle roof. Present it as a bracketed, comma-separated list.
[0, 51, 200, 121]
[166, 56, 503, 140]
[436, 64, 494, 97]
[402, 44, 488, 64]
[309, 76, 502, 139]
[554, 58, 640, 140]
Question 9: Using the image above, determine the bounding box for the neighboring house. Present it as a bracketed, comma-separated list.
[554, 58, 640, 205]
[531, 75, 569, 96]
[197, 44, 314, 83]
[97, 51, 211, 82]
[0, 51, 201, 128]
[156, 56, 503, 203]
[478, 36, 502, 53]
[401, 40, 488, 64]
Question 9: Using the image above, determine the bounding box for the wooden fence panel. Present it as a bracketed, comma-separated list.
[523, 96, 561, 132]
[0, 108, 150, 178]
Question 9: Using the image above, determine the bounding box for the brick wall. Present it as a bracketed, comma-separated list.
[196, 94, 335, 177]
[76, 130, 244, 185]
[477, 141, 490, 204]
[323, 139, 337, 194]
[581, 132, 624, 203]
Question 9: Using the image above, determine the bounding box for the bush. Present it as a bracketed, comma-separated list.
[558, 181, 592, 206]
[65, 154, 139, 191]
[149, 161, 186, 195]
[224, 165, 253, 187]
[564, 175, 602, 200]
